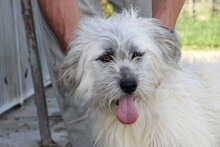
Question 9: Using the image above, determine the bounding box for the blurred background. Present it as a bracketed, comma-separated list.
[177, 0, 220, 51]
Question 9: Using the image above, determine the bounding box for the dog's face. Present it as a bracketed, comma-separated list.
[59, 11, 181, 125]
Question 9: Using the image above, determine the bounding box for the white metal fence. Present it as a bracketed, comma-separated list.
[0, 0, 50, 114]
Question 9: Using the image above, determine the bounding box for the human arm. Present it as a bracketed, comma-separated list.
[152, 0, 185, 29]
[38, 0, 80, 53]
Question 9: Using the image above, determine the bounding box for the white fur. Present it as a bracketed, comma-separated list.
[59, 10, 220, 147]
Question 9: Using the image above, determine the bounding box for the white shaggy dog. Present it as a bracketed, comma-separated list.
[59, 10, 220, 147]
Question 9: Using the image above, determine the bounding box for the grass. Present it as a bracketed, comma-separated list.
[176, 8, 220, 50]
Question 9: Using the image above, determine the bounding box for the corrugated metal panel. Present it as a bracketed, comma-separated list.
[0, 0, 50, 114]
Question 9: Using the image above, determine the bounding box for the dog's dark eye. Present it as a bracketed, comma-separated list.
[98, 53, 113, 62]
[131, 52, 143, 60]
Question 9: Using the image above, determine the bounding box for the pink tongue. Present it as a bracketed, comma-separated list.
[116, 96, 138, 124]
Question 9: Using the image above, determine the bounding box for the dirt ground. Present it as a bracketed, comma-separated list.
[0, 50, 219, 147]
[182, 50, 220, 61]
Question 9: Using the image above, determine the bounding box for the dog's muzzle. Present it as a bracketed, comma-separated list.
[120, 77, 137, 95]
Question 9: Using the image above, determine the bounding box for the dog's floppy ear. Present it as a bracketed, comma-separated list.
[145, 19, 182, 67]
[58, 48, 82, 98]
[58, 40, 94, 105]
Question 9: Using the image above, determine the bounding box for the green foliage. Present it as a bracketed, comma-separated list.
[177, 11, 220, 50]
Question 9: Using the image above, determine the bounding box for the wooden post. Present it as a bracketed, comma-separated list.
[211, 0, 215, 14]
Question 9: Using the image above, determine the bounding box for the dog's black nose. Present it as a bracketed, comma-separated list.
[120, 77, 137, 94]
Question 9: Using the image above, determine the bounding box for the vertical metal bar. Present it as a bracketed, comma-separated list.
[12, 0, 24, 105]
[20, 0, 53, 146]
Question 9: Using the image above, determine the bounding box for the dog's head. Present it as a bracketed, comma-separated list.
[59, 10, 181, 124]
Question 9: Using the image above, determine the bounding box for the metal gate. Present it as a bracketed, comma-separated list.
[0, 0, 50, 114]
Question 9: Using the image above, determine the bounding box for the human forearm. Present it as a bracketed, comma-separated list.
[152, 0, 185, 29]
[38, 0, 80, 53]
